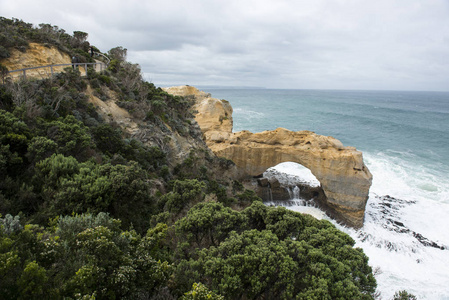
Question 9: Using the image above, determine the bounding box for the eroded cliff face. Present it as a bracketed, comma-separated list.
[2, 44, 235, 180]
[164, 85, 373, 228]
[214, 128, 372, 227]
[163, 85, 234, 143]
[1, 42, 72, 79]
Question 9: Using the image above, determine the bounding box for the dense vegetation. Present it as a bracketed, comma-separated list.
[0, 17, 378, 299]
[0, 17, 95, 62]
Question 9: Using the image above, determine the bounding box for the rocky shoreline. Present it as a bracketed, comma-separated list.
[164, 85, 373, 228]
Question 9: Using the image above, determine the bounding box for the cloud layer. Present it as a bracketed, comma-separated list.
[2, 0, 449, 90]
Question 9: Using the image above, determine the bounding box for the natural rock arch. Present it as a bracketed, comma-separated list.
[213, 128, 372, 227]
[257, 162, 326, 204]
[163, 86, 372, 228]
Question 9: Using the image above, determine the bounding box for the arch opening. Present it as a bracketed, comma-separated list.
[244, 162, 328, 219]
[164, 85, 372, 228]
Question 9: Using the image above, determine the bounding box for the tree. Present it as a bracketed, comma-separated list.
[181, 282, 224, 300]
[60, 217, 171, 299]
[35, 156, 154, 231]
[175, 230, 297, 300]
[0, 231, 21, 298]
[27, 136, 57, 163]
[0, 63, 8, 84]
[175, 202, 247, 249]
[173, 201, 377, 299]
[72, 31, 88, 49]
[17, 261, 48, 300]
[108, 46, 127, 62]
[45, 115, 94, 161]
[0, 109, 30, 160]
[160, 179, 206, 214]
[23, 213, 172, 299]
[392, 290, 418, 300]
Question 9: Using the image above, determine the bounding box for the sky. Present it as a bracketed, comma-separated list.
[1, 0, 449, 91]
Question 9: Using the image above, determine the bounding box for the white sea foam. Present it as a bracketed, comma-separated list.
[264, 162, 321, 187]
[210, 88, 449, 299]
[285, 204, 328, 220]
[268, 156, 449, 300]
[359, 152, 449, 299]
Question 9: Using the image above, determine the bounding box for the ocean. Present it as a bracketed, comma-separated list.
[204, 88, 449, 300]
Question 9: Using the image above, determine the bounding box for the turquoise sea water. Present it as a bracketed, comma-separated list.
[204, 88, 449, 299]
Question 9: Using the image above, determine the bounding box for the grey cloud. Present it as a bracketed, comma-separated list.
[1, 0, 449, 90]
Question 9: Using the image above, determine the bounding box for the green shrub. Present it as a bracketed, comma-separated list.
[160, 179, 206, 214]
[173, 201, 376, 299]
[181, 282, 224, 300]
[27, 136, 57, 163]
[0, 46, 10, 59]
[0, 214, 23, 235]
[98, 74, 111, 85]
[0, 63, 9, 84]
[393, 290, 418, 300]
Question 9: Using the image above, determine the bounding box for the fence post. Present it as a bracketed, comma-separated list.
[51, 65, 54, 76]
[22, 69, 26, 79]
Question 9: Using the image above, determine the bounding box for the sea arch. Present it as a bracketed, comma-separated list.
[162, 86, 372, 228]
[211, 128, 372, 228]
[260, 161, 325, 205]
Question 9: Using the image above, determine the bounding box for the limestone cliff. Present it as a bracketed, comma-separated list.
[164, 85, 373, 228]
[1, 44, 234, 180]
[86, 85, 205, 168]
[163, 85, 234, 143]
[0, 43, 72, 79]
[85, 84, 238, 182]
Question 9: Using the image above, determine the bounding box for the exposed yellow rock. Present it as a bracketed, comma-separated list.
[163, 86, 234, 142]
[165, 85, 373, 228]
[0, 42, 87, 79]
[85, 85, 139, 135]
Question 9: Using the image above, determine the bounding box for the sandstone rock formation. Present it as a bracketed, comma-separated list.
[164, 85, 373, 228]
[163, 85, 234, 143]
[0, 43, 72, 79]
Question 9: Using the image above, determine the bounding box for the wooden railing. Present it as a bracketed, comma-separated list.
[93, 52, 111, 65]
[7, 62, 107, 80]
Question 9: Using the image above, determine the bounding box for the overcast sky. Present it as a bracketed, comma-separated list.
[2, 0, 449, 91]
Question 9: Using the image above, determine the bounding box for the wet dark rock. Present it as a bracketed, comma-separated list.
[268, 178, 281, 189]
[368, 195, 446, 250]
[257, 178, 269, 187]
[246, 177, 326, 204]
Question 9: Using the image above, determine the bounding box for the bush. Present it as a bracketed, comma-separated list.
[91, 123, 127, 156]
[34, 155, 155, 231]
[27, 136, 57, 163]
[0, 214, 23, 235]
[393, 290, 418, 300]
[181, 283, 224, 300]
[45, 115, 94, 161]
[0, 63, 9, 84]
[0, 46, 10, 59]
[160, 179, 206, 214]
[175, 202, 246, 249]
[173, 201, 377, 299]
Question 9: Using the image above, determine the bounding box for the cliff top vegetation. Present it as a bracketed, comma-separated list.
[0, 17, 378, 299]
